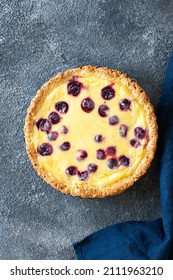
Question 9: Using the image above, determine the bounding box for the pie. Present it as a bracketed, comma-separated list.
[24, 66, 158, 198]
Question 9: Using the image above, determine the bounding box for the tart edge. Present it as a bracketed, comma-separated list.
[24, 65, 158, 198]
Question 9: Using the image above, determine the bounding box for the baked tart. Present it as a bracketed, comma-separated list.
[24, 66, 158, 198]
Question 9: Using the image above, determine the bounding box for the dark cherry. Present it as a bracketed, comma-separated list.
[67, 80, 82, 96]
[55, 101, 69, 114]
[87, 163, 98, 173]
[60, 142, 70, 151]
[119, 155, 130, 166]
[106, 146, 116, 155]
[119, 99, 131, 111]
[119, 124, 128, 137]
[130, 139, 140, 148]
[66, 166, 78, 176]
[81, 98, 95, 113]
[134, 127, 146, 139]
[94, 134, 104, 143]
[48, 112, 60, 124]
[36, 118, 51, 132]
[96, 149, 106, 160]
[77, 150, 88, 161]
[78, 170, 89, 181]
[98, 105, 109, 117]
[47, 131, 58, 141]
[101, 86, 115, 100]
[37, 143, 53, 156]
[61, 125, 68, 134]
[107, 158, 118, 169]
[109, 115, 119, 125]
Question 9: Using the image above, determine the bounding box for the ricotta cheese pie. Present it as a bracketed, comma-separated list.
[24, 66, 158, 198]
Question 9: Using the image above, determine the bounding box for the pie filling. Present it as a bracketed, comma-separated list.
[32, 73, 149, 187]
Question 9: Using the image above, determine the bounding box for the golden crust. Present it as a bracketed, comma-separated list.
[24, 66, 158, 198]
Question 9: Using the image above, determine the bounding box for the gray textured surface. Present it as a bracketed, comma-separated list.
[1, 0, 173, 259]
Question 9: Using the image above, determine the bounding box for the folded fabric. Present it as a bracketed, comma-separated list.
[73, 52, 173, 260]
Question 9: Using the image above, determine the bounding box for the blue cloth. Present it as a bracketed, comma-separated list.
[73, 52, 173, 260]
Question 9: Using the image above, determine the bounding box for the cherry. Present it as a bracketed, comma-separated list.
[94, 135, 104, 143]
[78, 171, 88, 181]
[55, 101, 69, 114]
[109, 115, 119, 125]
[119, 155, 130, 166]
[134, 127, 146, 139]
[36, 119, 51, 132]
[47, 131, 58, 141]
[37, 143, 53, 156]
[77, 150, 88, 161]
[87, 164, 98, 173]
[119, 99, 131, 111]
[81, 98, 95, 113]
[60, 142, 70, 151]
[119, 124, 128, 137]
[66, 166, 78, 176]
[106, 146, 116, 155]
[67, 81, 82, 96]
[48, 112, 60, 124]
[101, 86, 115, 100]
[130, 139, 140, 148]
[107, 158, 118, 169]
[97, 149, 106, 160]
[61, 125, 68, 134]
[98, 105, 109, 117]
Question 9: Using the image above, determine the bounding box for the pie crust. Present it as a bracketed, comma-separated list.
[24, 66, 158, 198]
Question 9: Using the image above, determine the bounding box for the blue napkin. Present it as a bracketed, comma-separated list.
[73, 52, 173, 260]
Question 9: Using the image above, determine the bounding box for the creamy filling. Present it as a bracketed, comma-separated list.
[32, 74, 148, 187]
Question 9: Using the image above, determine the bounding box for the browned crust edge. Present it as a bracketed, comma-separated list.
[24, 66, 158, 198]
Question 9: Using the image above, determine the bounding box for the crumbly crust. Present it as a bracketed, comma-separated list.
[24, 66, 158, 198]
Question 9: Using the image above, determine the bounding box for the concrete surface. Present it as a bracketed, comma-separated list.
[1, 0, 173, 259]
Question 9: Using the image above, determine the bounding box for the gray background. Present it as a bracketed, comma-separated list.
[0, 0, 173, 259]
